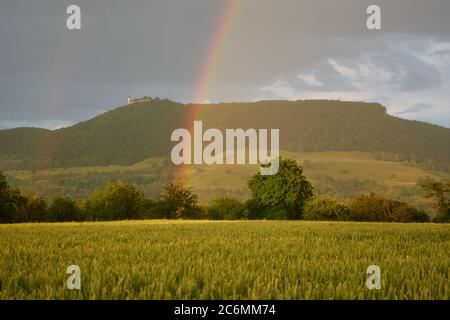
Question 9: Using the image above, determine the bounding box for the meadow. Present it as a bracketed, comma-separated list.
[6, 151, 448, 206]
[0, 220, 448, 300]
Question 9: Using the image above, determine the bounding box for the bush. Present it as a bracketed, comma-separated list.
[262, 207, 289, 220]
[159, 183, 201, 219]
[48, 197, 80, 222]
[422, 181, 450, 223]
[244, 199, 289, 220]
[137, 198, 161, 219]
[393, 205, 430, 223]
[349, 193, 429, 222]
[207, 196, 246, 220]
[245, 198, 265, 220]
[0, 172, 18, 223]
[303, 197, 350, 221]
[433, 213, 450, 223]
[15, 194, 48, 222]
[84, 181, 144, 221]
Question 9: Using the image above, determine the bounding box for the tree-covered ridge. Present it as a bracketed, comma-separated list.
[0, 98, 449, 171]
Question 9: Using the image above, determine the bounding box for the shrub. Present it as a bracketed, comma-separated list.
[207, 196, 246, 220]
[392, 204, 430, 223]
[48, 197, 80, 222]
[422, 181, 450, 223]
[244, 199, 289, 220]
[159, 183, 201, 219]
[262, 207, 289, 220]
[16, 194, 48, 222]
[84, 181, 144, 221]
[137, 198, 160, 219]
[349, 193, 429, 222]
[303, 197, 350, 221]
[245, 198, 265, 220]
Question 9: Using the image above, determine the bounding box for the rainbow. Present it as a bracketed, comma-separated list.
[172, 0, 242, 183]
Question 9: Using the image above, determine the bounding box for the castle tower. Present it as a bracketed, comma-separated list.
[127, 96, 133, 105]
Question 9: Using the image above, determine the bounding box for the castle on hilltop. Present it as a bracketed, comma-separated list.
[127, 96, 154, 105]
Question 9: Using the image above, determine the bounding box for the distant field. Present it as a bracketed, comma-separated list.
[5, 151, 448, 204]
[185, 151, 445, 188]
[183, 151, 448, 204]
[0, 220, 448, 299]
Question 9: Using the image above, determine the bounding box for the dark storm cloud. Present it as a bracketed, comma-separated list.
[1, 0, 450, 128]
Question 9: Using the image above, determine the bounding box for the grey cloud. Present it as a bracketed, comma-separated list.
[397, 103, 435, 115]
[328, 48, 442, 92]
[1, 0, 450, 128]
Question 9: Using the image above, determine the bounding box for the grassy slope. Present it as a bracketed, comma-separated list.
[178, 151, 448, 204]
[184, 151, 446, 188]
[5, 151, 448, 205]
[0, 220, 448, 299]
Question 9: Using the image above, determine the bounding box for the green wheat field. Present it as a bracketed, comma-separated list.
[0, 220, 448, 300]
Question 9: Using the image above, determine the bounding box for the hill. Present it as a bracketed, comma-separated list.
[0, 98, 449, 172]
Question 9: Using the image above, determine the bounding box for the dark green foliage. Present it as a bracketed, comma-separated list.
[0, 166, 438, 224]
[260, 207, 290, 220]
[1, 99, 449, 172]
[248, 158, 313, 219]
[245, 199, 266, 220]
[0, 172, 12, 222]
[159, 183, 201, 219]
[348, 193, 429, 223]
[47, 197, 80, 222]
[84, 181, 144, 221]
[0, 99, 185, 170]
[207, 196, 246, 220]
[15, 194, 48, 222]
[0, 172, 18, 223]
[138, 198, 164, 219]
[422, 181, 450, 222]
[245, 199, 290, 220]
[303, 197, 350, 221]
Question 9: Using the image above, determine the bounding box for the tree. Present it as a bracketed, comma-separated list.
[207, 196, 246, 220]
[48, 197, 80, 222]
[248, 158, 313, 219]
[1, 172, 40, 223]
[84, 181, 144, 221]
[0, 172, 16, 223]
[422, 181, 450, 222]
[160, 183, 200, 219]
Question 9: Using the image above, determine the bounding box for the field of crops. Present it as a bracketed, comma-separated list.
[0, 220, 448, 299]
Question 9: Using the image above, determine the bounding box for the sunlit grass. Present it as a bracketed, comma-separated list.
[0, 220, 448, 299]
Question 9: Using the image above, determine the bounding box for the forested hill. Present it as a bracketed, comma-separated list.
[0, 98, 449, 171]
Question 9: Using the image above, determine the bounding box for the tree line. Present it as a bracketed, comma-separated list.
[1, 158, 449, 223]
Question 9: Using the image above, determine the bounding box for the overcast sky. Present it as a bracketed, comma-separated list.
[1, 0, 450, 129]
